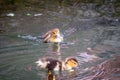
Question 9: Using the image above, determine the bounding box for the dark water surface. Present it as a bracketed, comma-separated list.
[0, 6, 120, 80]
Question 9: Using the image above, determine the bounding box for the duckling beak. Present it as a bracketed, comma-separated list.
[56, 34, 63, 40]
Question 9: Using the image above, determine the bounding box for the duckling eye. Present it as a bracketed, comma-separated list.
[73, 62, 76, 64]
[52, 32, 56, 34]
[71, 60, 76, 64]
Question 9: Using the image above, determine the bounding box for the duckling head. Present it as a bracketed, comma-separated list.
[42, 28, 63, 43]
[50, 28, 63, 43]
[64, 57, 78, 70]
[51, 28, 60, 35]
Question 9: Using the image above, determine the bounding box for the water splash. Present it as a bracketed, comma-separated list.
[17, 35, 43, 42]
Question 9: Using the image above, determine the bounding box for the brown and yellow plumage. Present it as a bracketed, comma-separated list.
[42, 28, 63, 43]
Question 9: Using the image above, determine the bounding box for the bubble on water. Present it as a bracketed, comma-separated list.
[34, 13, 43, 16]
[7, 13, 15, 16]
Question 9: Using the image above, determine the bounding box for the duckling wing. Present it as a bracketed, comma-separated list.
[42, 31, 52, 38]
[42, 31, 52, 42]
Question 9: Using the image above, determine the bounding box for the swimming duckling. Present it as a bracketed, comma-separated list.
[42, 28, 63, 43]
[35, 57, 78, 71]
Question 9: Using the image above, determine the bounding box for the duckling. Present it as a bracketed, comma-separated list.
[35, 57, 78, 71]
[42, 28, 63, 43]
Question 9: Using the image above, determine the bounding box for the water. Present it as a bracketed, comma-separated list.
[0, 7, 120, 80]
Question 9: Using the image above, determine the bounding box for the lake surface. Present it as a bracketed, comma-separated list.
[0, 7, 120, 80]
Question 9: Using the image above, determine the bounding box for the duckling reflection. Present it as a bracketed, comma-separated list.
[46, 71, 57, 80]
[47, 74, 56, 80]
[52, 43, 61, 56]
[42, 28, 63, 43]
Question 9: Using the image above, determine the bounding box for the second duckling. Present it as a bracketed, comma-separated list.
[42, 28, 63, 43]
[35, 57, 78, 72]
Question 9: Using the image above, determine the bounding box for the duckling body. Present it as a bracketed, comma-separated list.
[35, 57, 78, 71]
[36, 58, 63, 71]
[42, 28, 63, 43]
